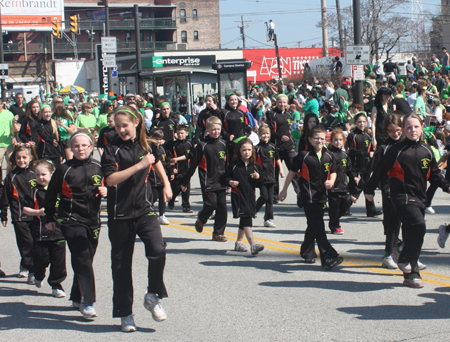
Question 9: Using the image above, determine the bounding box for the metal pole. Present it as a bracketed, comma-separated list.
[0, 9, 5, 102]
[336, 0, 345, 57]
[241, 16, 245, 49]
[353, 0, 363, 107]
[90, 26, 94, 60]
[134, 4, 143, 95]
[321, 0, 329, 56]
[51, 34, 54, 60]
[105, 0, 112, 94]
[274, 33, 282, 82]
[24, 32, 27, 61]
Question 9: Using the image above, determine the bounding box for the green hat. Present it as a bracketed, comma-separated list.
[145, 103, 154, 108]
[105, 100, 113, 106]
[108, 95, 117, 100]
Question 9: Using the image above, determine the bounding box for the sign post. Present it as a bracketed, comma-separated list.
[346, 45, 370, 65]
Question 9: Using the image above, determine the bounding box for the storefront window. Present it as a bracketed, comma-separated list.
[164, 75, 187, 113]
[219, 72, 245, 106]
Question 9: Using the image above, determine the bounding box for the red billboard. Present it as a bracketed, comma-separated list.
[243, 48, 341, 82]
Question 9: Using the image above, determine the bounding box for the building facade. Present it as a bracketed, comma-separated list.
[2, 0, 220, 61]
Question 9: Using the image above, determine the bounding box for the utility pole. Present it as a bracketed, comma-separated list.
[105, 0, 112, 94]
[321, 0, 329, 56]
[353, 0, 363, 107]
[134, 4, 143, 95]
[0, 8, 5, 102]
[241, 16, 246, 49]
[89, 26, 94, 60]
[336, 0, 345, 57]
[274, 33, 282, 81]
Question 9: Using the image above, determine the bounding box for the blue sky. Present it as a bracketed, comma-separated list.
[219, 0, 442, 50]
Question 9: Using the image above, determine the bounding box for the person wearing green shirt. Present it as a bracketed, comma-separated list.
[302, 90, 319, 116]
[289, 103, 301, 123]
[53, 104, 76, 160]
[0, 104, 15, 164]
[96, 100, 114, 132]
[75, 103, 97, 135]
[414, 89, 427, 118]
[92, 102, 100, 118]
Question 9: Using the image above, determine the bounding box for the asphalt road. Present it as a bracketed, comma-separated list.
[1, 162, 450, 341]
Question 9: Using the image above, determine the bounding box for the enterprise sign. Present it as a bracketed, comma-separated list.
[141, 55, 216, 68]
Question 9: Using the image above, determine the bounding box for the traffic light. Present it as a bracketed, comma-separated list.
[52, 21, 61, 39]
[70, 15, 80, 35]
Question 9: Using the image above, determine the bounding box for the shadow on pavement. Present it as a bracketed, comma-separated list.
[0, 296, 156, 333]
[337, 290, 450, 320]
[258, 279, 402, 292]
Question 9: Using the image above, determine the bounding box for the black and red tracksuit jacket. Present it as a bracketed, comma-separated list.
[45, 157, 104, 228]
[347, 128, 373, 173]
[228, 161, 265, 219]
[102, 135, 158, 221]
[166, 138, 192, 179]
[148, 143, 171, 188]
[152, 116, 177, 146]
[365, 138, 450, 209]
[329, 146, 357, 193]
[30, 185, 64, 242]
[18, 115, 40, 145]
[97, 127, 117, 150]
[219, 107, 250, 143]
[0, 167, 36, 223]
[195, 107, 220, 142]
[290, 147, 338, 205]
[256, 141, 279, 184]
[266, 108, 295, 152]
[183, 136, 228, 192]
[36, 119, 62, 160]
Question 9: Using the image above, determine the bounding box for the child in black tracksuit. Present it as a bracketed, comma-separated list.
[23, 160, 66, 297]
[279, 125, 343, 270]
[194, 95, 220, 143]
[183, 116, 228, 242]
[228, 138, 265, 255]
[152, 102, 178, 147]
[255, 125, 284, 227]
[36, 104, 63, 166]
[366, 114, 450, 288]
[0, 143, 37, 283]
[166, 125, 193, 213]
[347, 113, 380, 217]
[97, 112, 117, 156]
[45, 132, 106, 319]
[148, 129, 172, 225]
[328, 128, 358, 235]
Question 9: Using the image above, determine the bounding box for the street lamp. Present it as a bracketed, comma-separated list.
[86, 28, 95, 60]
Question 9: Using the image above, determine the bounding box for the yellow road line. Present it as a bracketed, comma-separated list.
[165, 219, 450, 287]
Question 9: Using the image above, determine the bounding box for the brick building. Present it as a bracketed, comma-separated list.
[2, 0, 220, 61]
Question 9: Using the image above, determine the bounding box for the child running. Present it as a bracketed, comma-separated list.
[182, 116, 228, 242]
[255, 126, 284, 228]
[327, 128, 358, 235]
[102, 106, 171, 332]
[36, 105, 63, 166]
[365, 114, 450, 288]
[0, 143, 38, 283]
[228, 138, 265, 255]
[279, 125, 343, 269]
[23, 160, 67, 297]
[44, 131, 107, 319]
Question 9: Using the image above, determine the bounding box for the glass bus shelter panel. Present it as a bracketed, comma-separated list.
[164, 75, 187, 113]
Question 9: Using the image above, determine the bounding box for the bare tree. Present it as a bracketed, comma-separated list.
[318, 0, 409, 59]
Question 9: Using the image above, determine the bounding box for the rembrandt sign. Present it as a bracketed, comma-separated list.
[0, 0, 64, 32]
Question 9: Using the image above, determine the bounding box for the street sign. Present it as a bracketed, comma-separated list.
[103, 54, 116, 68]
[0, 64, 9, 79]
[92, 9, 106, 23]
[101, 37, 117, 54]
[352, 65, 364, 81]
[111, 66, 118, 78]
[346, 45, 370, 65]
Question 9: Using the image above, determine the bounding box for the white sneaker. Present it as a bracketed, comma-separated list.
[80, 303, 98, 319]
[35, 279, 43, 288]
[234, 241, 248, 252]
[174, 197, 179, 202]
[52, 289, 66, 298]
[159, 215, 169, 225]
[264, 220, 276, 228]
[418, 260, 427, 270]
[210, 210, 216, 220]
[251, 244, 265, 256]
[18, 266, 28, 278]
[72, 301, 81, 309]
[27, 273, 35, 285]
[425, 206, 435, 214]
[144, 293, 167, 322]
[121, 314, 137, 332]
[381, 255, 398, 269]
[438, 224, 449, 248]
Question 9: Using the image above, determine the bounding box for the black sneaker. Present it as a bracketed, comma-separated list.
[168, 201, 175, 210]
[325, 256, 344, 270]
[195, 219, 203, 233]
[343, 210, 352, 216]
[304, 258, 316, 264]
[183, 207, 193, 213]
[367, 210, 383, 217]
[273, 197, 278, 204]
